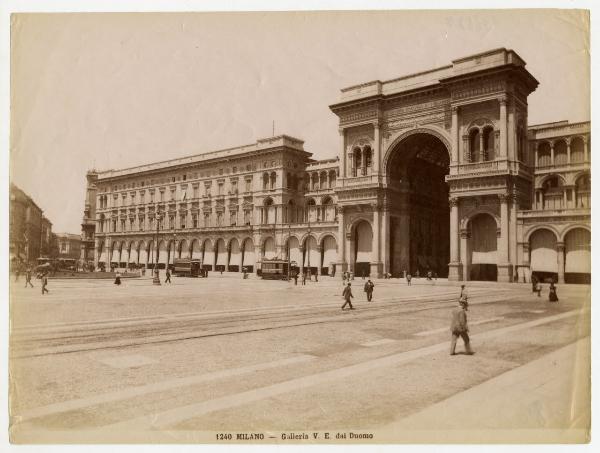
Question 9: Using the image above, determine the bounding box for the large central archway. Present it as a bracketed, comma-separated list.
[386, 132, 450, 277]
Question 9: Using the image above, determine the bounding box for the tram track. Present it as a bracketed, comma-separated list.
[10, 289, 519, 359]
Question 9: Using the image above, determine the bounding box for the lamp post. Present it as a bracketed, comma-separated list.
[153, 209, 161, 285]
[307, 207, 311, 280]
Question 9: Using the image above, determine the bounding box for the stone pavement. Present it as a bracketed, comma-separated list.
[384, 337, 590, 443]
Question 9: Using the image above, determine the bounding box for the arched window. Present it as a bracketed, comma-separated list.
[483, 127, 495, 161]
[363, 146, 372, 174]
[305, 198, 316, 223]
[575, 174, 591, 208]
[570, 137, 585, 163]
[554, 140, 568, 166]
[469, 129, 481, 162]
[537, 142, 552, 167]
[329, 170, 336, 188]
[270, 172, 276, 190]
[286, 172, 292, 189]
[262, 173, 269, 190]
[353, 148, 361, 176]
[312, 173, 319, 191]
[542, 176, 564, 210]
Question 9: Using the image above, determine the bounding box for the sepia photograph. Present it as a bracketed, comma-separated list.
[4, 2, 593, 447]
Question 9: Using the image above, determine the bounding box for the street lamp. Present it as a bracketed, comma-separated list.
[307, 207, 311, 280]
[153, 209, 161, 285]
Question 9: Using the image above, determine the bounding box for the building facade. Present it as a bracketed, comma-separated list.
[81, 48, 591, 283]
[10, 183, 53, 265]
[55, 233, 83, 260]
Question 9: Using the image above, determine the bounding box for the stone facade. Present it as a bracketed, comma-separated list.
[82, 48, 591, 282]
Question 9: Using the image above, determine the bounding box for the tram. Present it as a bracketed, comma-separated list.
[260, 259, 292, 280]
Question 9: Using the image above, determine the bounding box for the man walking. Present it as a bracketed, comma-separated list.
[24, 268, 34, 288]
[302, 272, 306, 285]
[165, 268, 172, 284]
[364, 279, 375, 302]
[41, 273, 49, 295]
[406, 273, 412, 286]
[459, 284, 469, 304]
[341, 282, 354, 310]
[450, 295, 473, 355]
[293, 271, 298, 286]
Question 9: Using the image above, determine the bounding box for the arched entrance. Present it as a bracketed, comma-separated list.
[529, 229, 558, 282]
[353, 220, 373, 277]
[321, 235, 337, 276]
[215, 238, 227, 272]
[564, 228, 590, 283]
[469, 213, 498, 281]
[241, 238, 255, 272]
[386, 133, 450, 277]
[229, 239, 241, 272]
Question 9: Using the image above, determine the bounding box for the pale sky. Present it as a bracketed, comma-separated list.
[10, 10, 590, 233]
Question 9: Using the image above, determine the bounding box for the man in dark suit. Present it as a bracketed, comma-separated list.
[450, 291, 473, 355]
[341, 282, 354, 310]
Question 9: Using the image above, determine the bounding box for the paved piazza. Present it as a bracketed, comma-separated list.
[9, 274, 590, 443]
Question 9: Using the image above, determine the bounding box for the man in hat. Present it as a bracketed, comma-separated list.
[450, 287, 473, 355]
[341, 282, 354, 310]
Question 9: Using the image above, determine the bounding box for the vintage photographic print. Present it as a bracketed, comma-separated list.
[6, 7, 591, 445]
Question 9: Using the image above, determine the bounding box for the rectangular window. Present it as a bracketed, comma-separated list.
[180, 215, 186, 229]
[150, 192, 155, 203]
[218, 183, 224, 195]
[192, 214, 198, 228]
[140, 191, 145, 204]
[230, 211, 237, 226]
[204, 213, 210, 227]
[139, 217, 145, 231]
[160, 191, 164, 202]
[171, 189, 176, 201]
[193, 186, 199, 198]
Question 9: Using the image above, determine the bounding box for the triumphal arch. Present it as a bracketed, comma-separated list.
[330, 48, 539, 282]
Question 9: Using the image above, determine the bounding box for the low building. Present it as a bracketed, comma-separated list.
[55, 233, 83, 261]
[81, 48, 590, 283]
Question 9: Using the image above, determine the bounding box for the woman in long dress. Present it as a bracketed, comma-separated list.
[548, 282, 559, 302]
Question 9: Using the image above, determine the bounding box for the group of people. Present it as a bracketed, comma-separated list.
[531, 276, 559, 302]
[17, 267, 49, 295]
[341, 279, 375, 310]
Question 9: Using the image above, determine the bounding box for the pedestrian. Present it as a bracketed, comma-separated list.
[165, 268, 172, 284]
[341, 282, 354, 310]
[302, 272, 306, 285]
[350, 271, 354, 281]
[315, 273, 318, 282]
[294, 272, 298, 286]
[531, 275, 538, 293]
[114, 271, 122, 286]
[535, 280, 542, 297]
[459, 284, 469, 304]
[433, 271, 438, 280]
[364, 279, 375, 302]
[549, 281, 559, 302]
[427, 270, 432, 281]
[41, 273, 49, 295]
[415, 269, 420, 279]
[25, 268, 34, 288]
[450, 297, 473, 355]
[15, 267, 20, 282]
[406, 273, 412, 286]
[142, 267, 146, 277]
[362, 271, 366, 280]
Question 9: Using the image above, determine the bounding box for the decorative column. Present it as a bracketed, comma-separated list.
[499, 97, 508, 158]
[521, 242, 531, 283]
[507, 100, 515, 160]
[225, 243, 230, 272]
[337, 207, 347, 272]
[339, 129, 347, 179]
[563, 189, 568, 208]
[497, 193, 513, 282]
[451, 106, 459, 163]
[584, 137, 589, 162]
[550, 142, 555, 166]
[534, 143, 539, 167]
[510, 193, 518, 281]
[460, 229, 470, 281]
[557, 242, 565, 284]
[299, 245, 305, 276]
[566, 139, 571, 164]
[373, 122, 381, 174]
[348, 151, 354, 178]
[448, 197, 463, 280]
[381, 206, 390, 276]
[479, 128, 485, 162]
[371, 204, 382, 278]
[254, 242, 262, 275]
[316, 245, 322, 275]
